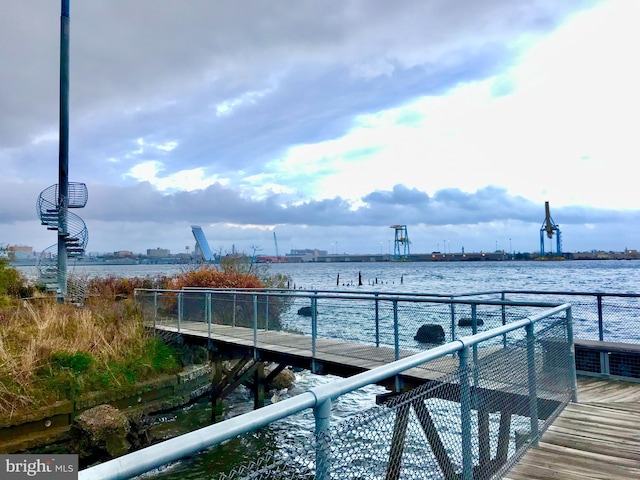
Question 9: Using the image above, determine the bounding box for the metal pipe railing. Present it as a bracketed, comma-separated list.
[80, 304, 572, 480]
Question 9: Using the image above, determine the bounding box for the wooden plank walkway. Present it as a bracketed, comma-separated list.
[153, 320, 462, 382]
[504, 377, 640, 480]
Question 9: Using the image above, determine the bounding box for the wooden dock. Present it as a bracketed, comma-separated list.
[505, 377, 640, 480]
[155, 320, 489, 384]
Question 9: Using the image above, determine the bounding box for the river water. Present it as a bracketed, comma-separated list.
[18, 260, 640, 477]
[18, 259, 640, 293]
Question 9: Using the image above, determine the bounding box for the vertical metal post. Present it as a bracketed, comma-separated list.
[393, 300, 400, 361]
[597, 294, 604, 341]
[311, 294, 318, 373]
[471, 304, 478, 365]
[501, 292, 507, 348]
[314, 398, 332, 480]
[265, 293, 269, 331]
[565, 307, 579, 403]
[57, 0, 70, 303]
[206, 292, 212, 340]
[393, 300, 402, 392]
[153, 291, 158, 330]
[253, 294, 258, 360]
[450, 298, 456, 342]
[459, 346, 473, 480]
[177, 292, 182, 332]
[375, 293, 380, 347]
[526, 323, 539, 445]
[232, 293, 237, 327]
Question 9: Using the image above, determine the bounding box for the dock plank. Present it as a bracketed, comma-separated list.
[505, 379, 640, 480]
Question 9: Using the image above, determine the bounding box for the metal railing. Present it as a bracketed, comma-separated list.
[134, 288, 564, 365]
[136, 287, 640, 345]
[80, 300, 575, 480]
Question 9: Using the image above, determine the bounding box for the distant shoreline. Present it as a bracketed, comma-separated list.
[10, 250, 639, 267]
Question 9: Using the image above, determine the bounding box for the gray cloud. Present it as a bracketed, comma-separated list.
[3, 1, 627, 256]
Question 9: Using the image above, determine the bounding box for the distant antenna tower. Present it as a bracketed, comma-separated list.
[390, 225, 411, 261]
[540, 201, 562, 256]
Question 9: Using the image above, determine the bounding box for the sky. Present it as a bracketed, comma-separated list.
[1, 0, 639, 257]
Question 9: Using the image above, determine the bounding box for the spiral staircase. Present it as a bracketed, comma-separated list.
[36, 182, 88, 302]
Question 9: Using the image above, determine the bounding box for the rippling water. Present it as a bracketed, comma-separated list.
[15, 258, 640, 294]
[19, 260, 640, 477]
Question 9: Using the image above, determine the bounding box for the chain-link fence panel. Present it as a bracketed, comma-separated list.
[216, 313, 572, 480]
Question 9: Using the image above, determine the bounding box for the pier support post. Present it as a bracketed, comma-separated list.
[253, 361, 265, 409]
[210, 358, 224, 423]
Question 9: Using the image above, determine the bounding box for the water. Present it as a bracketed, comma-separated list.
[18, 260, 640, 477]
[17, 259, 640, 293]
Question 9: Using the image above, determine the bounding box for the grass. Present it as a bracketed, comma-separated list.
[0, 299, 181, 416]
[0, 258, 291, 418]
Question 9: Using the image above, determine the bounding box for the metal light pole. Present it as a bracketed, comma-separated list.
[57, 0, 70, 303]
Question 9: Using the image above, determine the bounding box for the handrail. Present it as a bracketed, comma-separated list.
[136, 287, 561, 308]
[79, 303, 573, 480]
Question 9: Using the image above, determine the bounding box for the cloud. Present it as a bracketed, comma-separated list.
[4, 0, 639, 256]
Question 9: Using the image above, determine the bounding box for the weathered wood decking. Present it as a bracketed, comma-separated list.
[153, 320, 463, 383]
[505, 377, 640, 480]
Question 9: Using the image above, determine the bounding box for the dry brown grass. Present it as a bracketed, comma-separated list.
[0, 299, 178, 416]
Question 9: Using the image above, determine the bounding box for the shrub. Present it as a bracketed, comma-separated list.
[87, 275, 167, 300]
[0, 256, 34, 298]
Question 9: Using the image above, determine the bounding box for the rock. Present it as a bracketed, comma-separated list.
[70, 404, 131, 462]
[414, 324, 446, 344]
[297, 306, 314, 316]
[269, 367, 296, 390]
[457, 317, 484, 327]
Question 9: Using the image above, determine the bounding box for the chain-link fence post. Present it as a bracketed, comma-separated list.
[206, 292, 212, 339]
[314, 398, 332, 480]
[597, 294, 604, 341]
[375, 293, 380, 347]
[393, 300, 402, 392]
[153, 291, 158, 329]
[393, 300, 399, 361]
[501, 291, 507, 347]
[178, 291, 183, 332]
[232, 292, 237, 327]
[459, 346, 473, 480]
[253, 294, 258, 360]
[566, 306, 579, 402]
[450, 297, 456, 342]
[526, 322, 539, 446]
[471, 304, 479, 388]
[312, 293, 319, 373]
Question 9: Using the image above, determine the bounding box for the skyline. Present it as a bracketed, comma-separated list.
[2, 1, 639, 257]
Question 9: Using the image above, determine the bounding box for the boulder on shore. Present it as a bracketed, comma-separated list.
[414, 324, 446, 344]
[70, 404, 131, 462]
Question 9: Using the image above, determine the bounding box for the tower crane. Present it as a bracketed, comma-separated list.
[540, 201, 562, 256]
